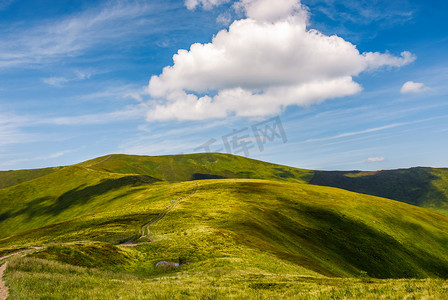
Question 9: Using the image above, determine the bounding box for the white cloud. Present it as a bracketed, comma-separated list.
[233, 0, 306, 22]
[185, 0, 230, 10]
[216, 12, 233, 25]
[366, 157, 385, 163]
[147, 0, 415, 121]
[42, 70, 93, 87]
[400, 81, 430, 94]
[42, 77, 69, 87]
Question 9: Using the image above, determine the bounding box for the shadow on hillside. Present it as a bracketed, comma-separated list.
[223, 201, 448, 278]
[0, 175, 159, 222]
[191, 173, 227, 180]
[309, 167, 447, 207]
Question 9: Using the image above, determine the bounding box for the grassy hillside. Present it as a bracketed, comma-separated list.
[310, 167, 448, 213]
[78, 153, 313, 183]
[3, 179, 448, 278]
[77, 154, 448, 213]
[0, 167, 62, 189]
[0, 165, 158, 239]
[2, 153, 448, 298]
[3, 153, 448, 213]
[2, 179, 448, 298]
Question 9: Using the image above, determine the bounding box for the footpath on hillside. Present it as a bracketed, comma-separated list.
[0, 246, 44, 300]
[121, 182, 198, 246]
[0, 181, 199, 296]
[0, 262, 8, 300]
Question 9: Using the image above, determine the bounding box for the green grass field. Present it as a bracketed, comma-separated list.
[1, 153, 448, 299]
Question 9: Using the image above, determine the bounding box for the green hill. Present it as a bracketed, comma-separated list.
[2, 153, 448, 213]
[77, 153, 313, 183]
[76, 154, 448, 213]
[0, 166, 62, 189]
[3, 179, 448, 278]
[2, 153, 448, 298]
[310, 167, 448, 214]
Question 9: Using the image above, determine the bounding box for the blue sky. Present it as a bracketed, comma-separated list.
[0, 0, 447, 171]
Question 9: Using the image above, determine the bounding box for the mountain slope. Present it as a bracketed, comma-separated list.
[0, 165, 157, 239]
[77, 153, 313, 183]
[2, 153, 448, 214]
[3, 154, 448, 298]
[2, 178, 448, 279]
[310, 167, 448, 213]
[0, 167, 62, 189]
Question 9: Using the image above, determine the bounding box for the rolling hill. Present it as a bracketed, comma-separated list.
[2, 153, 448, 213]
[1, 153, 448, 298]
[0, 167, 62, 189]
[77, 153, 314, 183]
[309, 167, 448, 214]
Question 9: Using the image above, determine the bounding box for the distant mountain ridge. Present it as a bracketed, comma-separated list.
[2, 153, 447, 213]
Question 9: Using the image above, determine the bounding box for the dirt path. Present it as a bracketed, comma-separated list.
[0, 262, 8, 300]
[0, 246, 43, 299]
[120, 183, 198, 246]
[0, 248, 40, 262]
[83, 155, 112, 172]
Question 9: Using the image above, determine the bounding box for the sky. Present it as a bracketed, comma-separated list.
[0, 0, 447, 171]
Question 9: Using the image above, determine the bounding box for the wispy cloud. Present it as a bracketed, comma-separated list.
[0, 147, 84, 168]
[400, 81, 430, 94]
[306, 123, 405, 143]
[42, 70, 93, 87]
[307, 0, 415, 25]
[0, 0, 174, 68]
[366, 156, 385, 163]
[42, 77, 70, 87]
[37, 105, 146, 126]
[0, 112, 35, 147]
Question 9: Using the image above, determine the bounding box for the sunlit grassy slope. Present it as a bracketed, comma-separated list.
[0, 166, 62, 189]
[2, 153, 448, 212]
[2, 153, 448, 298]
[79, 153, 448, 213]
[2, 178, 448, 279]
[2, 179, 448, 298]
[0, 165, 157, 239]
[77, 153, 313, 183]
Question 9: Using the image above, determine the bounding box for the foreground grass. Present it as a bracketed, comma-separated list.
[3, 179, 448, 278]
[6, 256, 448, 299]
[3, 177, 448, 298]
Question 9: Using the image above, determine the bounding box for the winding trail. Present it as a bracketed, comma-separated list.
[84, 155, 112, 172]
[0, 247, 43, 299]
[121, 183, 198, 246]
[0, 262, 8, 300]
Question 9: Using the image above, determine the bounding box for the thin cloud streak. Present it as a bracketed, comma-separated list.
[0, 1, 175, 68]
[305, 123, 405, 143]
[305, 116, 447, 143]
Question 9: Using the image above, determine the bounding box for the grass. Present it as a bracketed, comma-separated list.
[2, 153, 448, 213]
[3, 179, 448, 275]
[310, 167, 448, 214]
[78, 153, 314, 183]
[5, 256, 448, 299]
[2, 154, 448, 298]
[0, 167, 61, 189]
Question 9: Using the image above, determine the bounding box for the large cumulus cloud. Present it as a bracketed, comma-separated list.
[147, 0, 415, 121]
